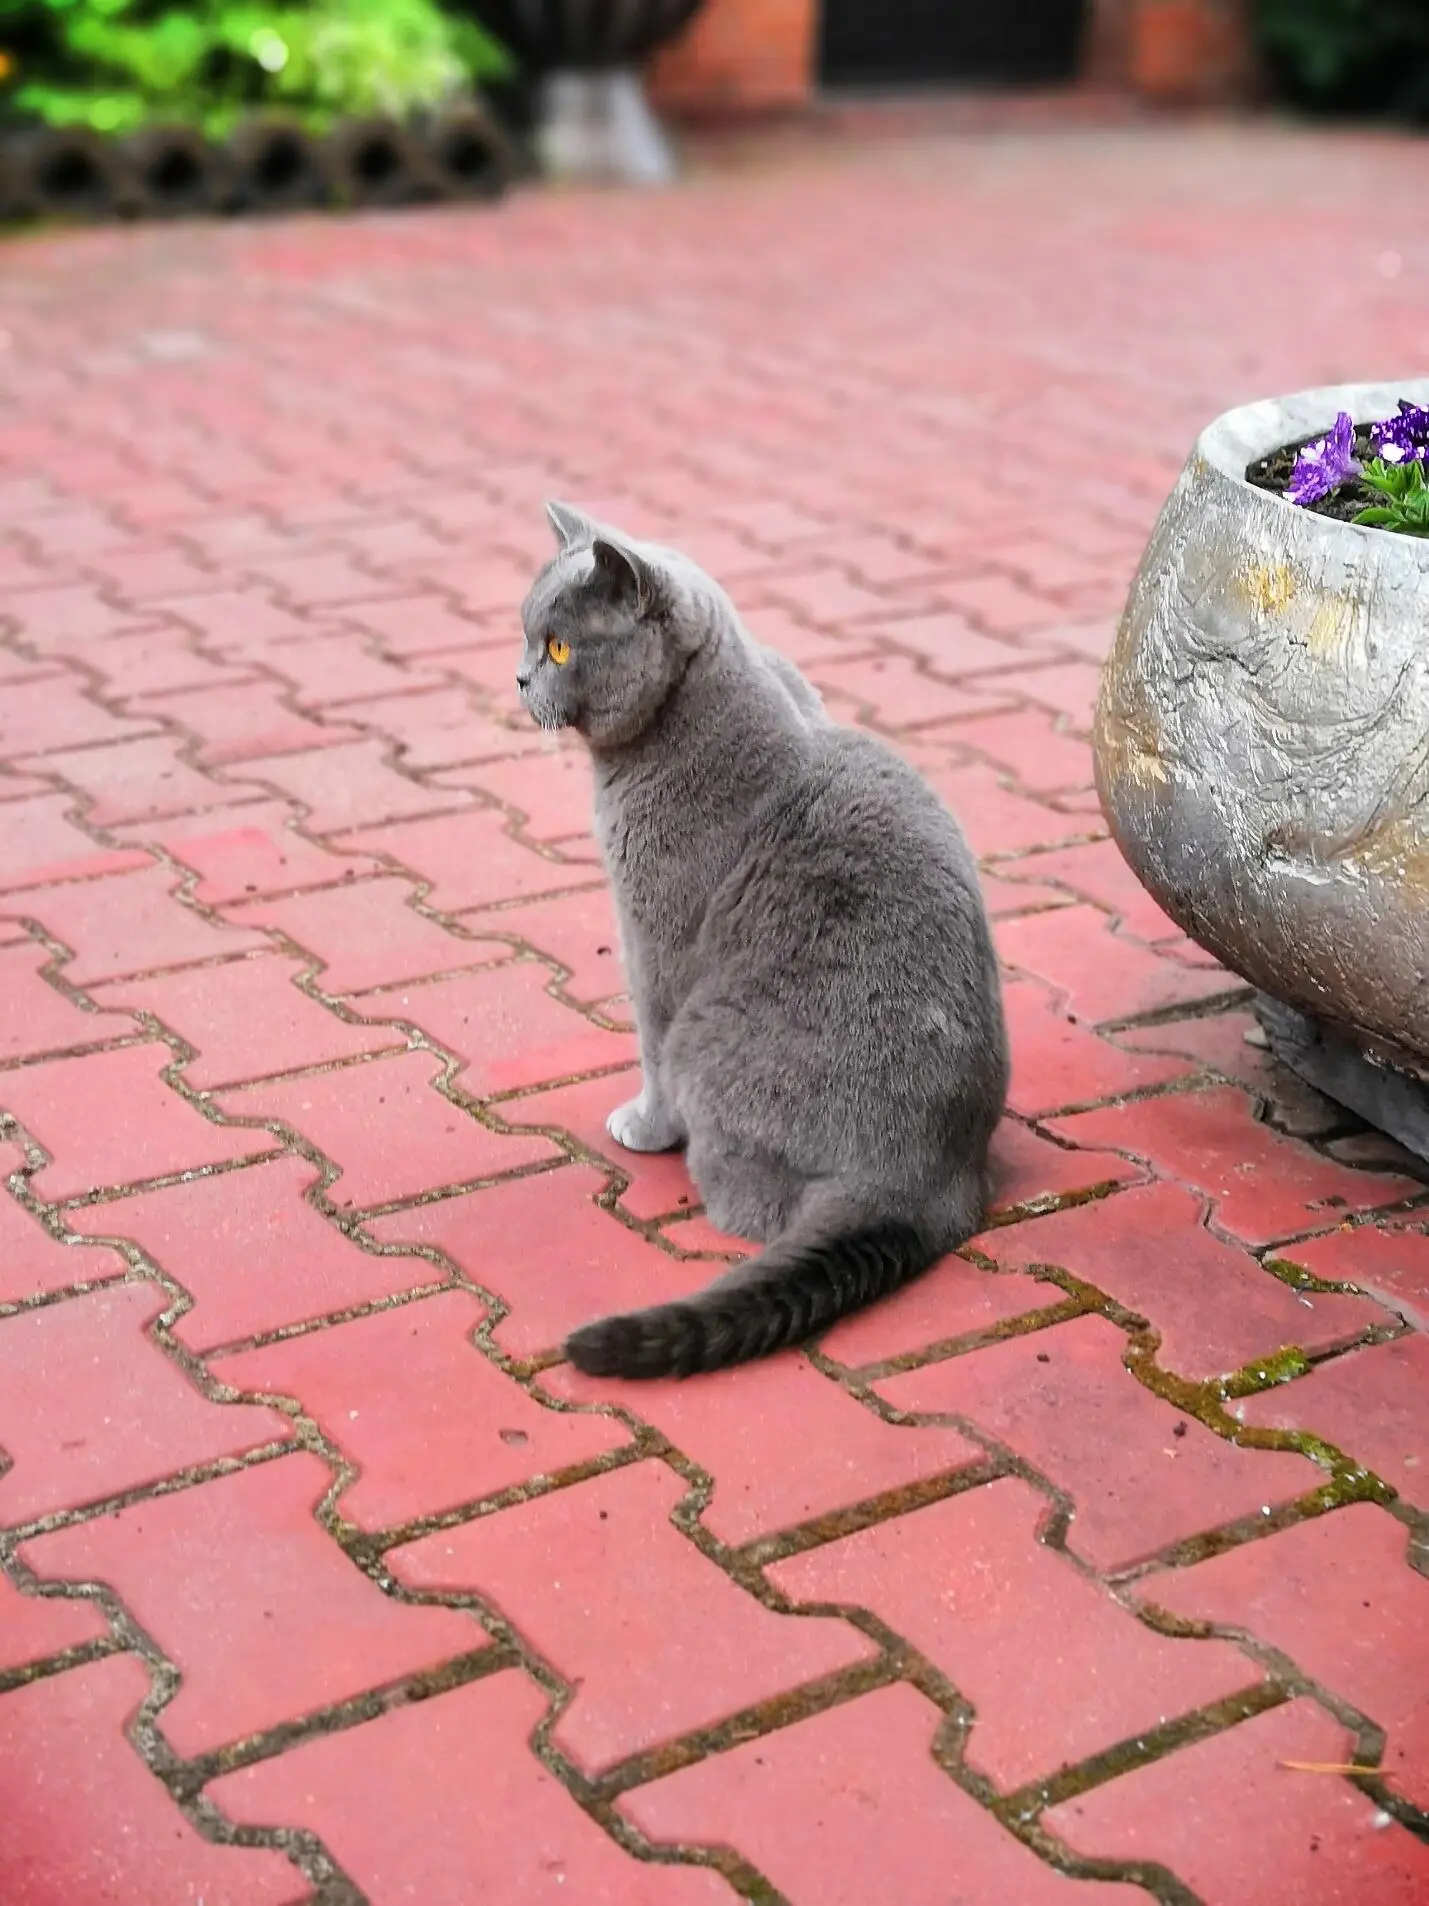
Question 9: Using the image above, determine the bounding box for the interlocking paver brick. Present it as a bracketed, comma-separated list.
[821, 1259, 1066, 1370]
[85, 544, 219, 601]
[14, 862, 268, 982]
[996, 905, 1239, 1024]
[1005, 837, 1184, 942]
[946, 706, 1097, 795]
[365, 1161, 708, 1356]
[333, 592, 483, 658]
[353, 960, 635, 1095]
[935, 570, 1067, 637]
[338, 807, 595, 911]
[770, 1475, 1259, 1788]
[337, 682, 538, 769]
[0, 1565, 110, 1669]
[1237, 1338, 1429, 1510]
[413, 639, 527, 722]
[760, 565, 898, 627]
[63, 1152, 438, 1349]
[0, 582, 145, 649]
[988, 1115, 1143, 1217]
[876, 1315, 1316, 1571]
[212, 1670, 734, 1904]
[36, 733, 239, 825]
[130, 678, 358, 765]
[0, 673, 154, 757]
[232, 735, 466, 833]
[94, 953, 405, 1088]
[1013, 659, 1106, 731]
[0, 938, 134, 1062]
[547, 1353, 983, 1545]
[853, 610, 1028, 677]
[0, 1282, 290, 1524]
[0, 1138, 129, 1305]
[459, 883, 626, 1008]
[446, 747, 595, 845]
[977, 864, 1078, 917]
[982, 1181, 1387, 1380]
[230, 874, 510, 991]
[95, 622, 258, 699]
[179, 510, 302, 564]
[119, 801, 384, 906]
[1046, 1698, 1429, 1903]
[216, 1049, 561, 1210]
[804, 649, 1010, 729]
[221, 1292, 631, 1530]
[391, 1460, 877, 1772]
[1141, 1504, 1429, 1807]
[6, 117, 1429, 1900]
[497, 1068, 732, 1221]
[20, 1452, 481, 1754]
[1113, 1006, 1330, 1106]
[1, 1042, 276, 1199]
[257, 630, 421, 705]
[1001, 978, 1192, 1118]
[169, 586, 314, 654]
[0, 794, 151, 892]
[1268, 1222, 1429, 1333]
[1050, 1088, 1422, 1248]
[246, 550, 399, 608]
[913, 756, 1092, 860]
[405, 549, 537, 619]
[0, 1656, 306, 1903]
[622, 1682, 1146, 1906]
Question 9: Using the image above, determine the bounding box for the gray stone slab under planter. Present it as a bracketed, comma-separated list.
[1094, 378, 1429, 1155]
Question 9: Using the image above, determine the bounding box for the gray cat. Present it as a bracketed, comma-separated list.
[517, 503, 1008, 1380]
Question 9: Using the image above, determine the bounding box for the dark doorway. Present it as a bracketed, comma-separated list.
[819, 0, 1089, 88]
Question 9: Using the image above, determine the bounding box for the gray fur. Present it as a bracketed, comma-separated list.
[518, 503, 1008, 1378]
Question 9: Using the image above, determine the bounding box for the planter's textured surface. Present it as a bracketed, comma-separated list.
[1096, 379, 1429, 1063]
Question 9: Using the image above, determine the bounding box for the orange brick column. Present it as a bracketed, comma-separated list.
[648, 0, 819, 118]
[1087, 0, 1257, 104]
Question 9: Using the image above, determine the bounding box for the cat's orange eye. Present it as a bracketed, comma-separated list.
[546, 635, 571, 666]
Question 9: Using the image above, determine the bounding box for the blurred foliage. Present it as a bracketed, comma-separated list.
[0, 0, 513, 135]
[1254, 0, 1429, 122]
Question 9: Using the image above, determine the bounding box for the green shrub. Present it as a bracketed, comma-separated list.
[0, 0, 513, 136]
[1254, 0, 1429, 122]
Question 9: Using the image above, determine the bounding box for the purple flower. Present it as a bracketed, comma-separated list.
[1368, 398, 1429, 466]
[1286, 411, 1362, 506]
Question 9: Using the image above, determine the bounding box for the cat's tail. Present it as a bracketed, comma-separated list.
[563, 1213, 939, 1381]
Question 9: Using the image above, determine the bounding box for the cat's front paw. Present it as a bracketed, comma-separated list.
[606, 1095, 682, 1154]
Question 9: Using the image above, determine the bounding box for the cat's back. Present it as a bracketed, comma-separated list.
[704, 720, 991, 982]
[796, 724, 980, 891]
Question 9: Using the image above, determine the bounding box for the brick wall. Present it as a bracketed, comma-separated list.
[648, 0, 818, 116]
[648, 0, 1253, 116]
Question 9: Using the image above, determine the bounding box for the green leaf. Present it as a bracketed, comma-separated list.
[1351, 507, 1396, 525]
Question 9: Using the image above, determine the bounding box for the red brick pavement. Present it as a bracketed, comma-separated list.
[2, 119, 1429, 1904]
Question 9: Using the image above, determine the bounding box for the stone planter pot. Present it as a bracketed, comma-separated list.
[463, 0, 706, 182]
[1094, 378, 1429, 1150]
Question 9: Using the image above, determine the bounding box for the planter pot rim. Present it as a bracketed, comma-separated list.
[1198, 375, 1429, 557]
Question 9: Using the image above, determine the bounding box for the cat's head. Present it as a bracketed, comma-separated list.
[518, 502, 707, 748]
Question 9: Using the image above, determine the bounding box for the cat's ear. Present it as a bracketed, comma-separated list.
[591, 534, 656, 615]
[545, 500, 594, 551]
